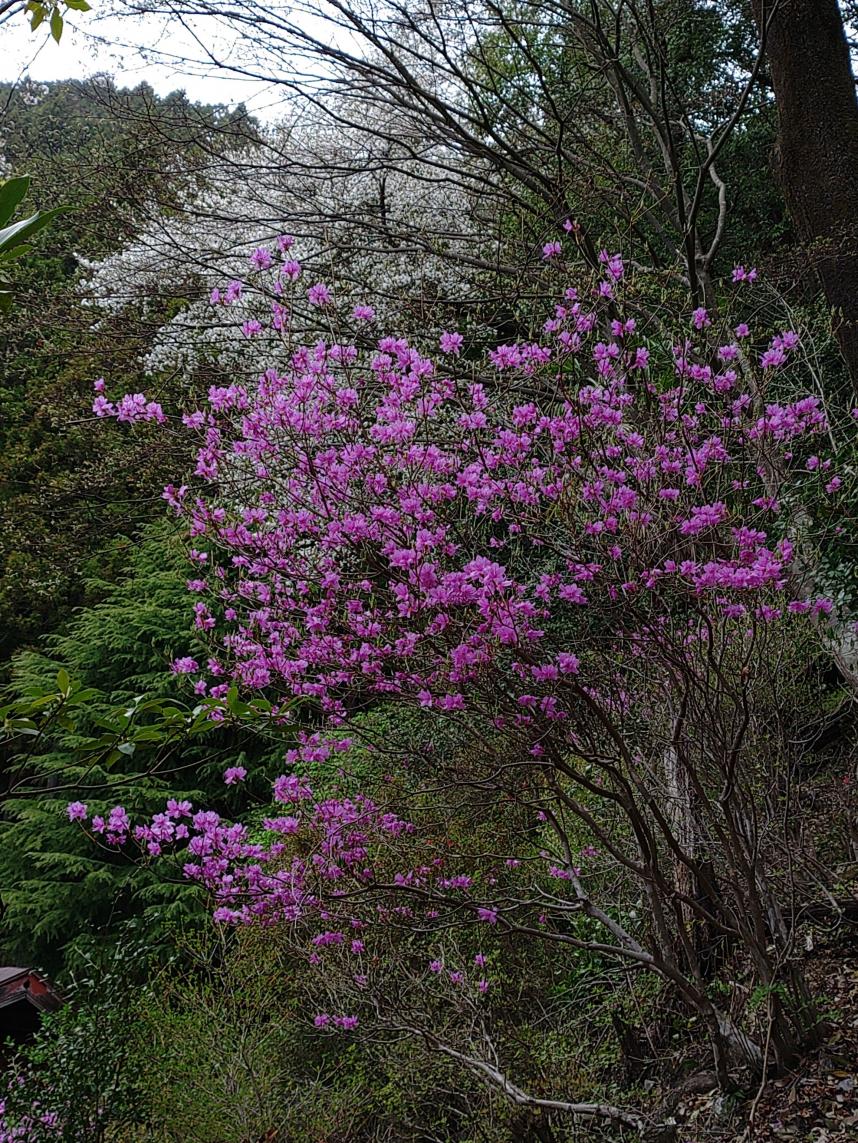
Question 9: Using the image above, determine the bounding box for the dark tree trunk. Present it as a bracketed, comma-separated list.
[752, 0, 858, 392]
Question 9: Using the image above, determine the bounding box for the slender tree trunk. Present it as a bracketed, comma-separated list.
[752, 0, 858, 392]
[663, 738, 696, 929]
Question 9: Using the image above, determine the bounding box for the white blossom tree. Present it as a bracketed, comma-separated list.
[84, 101, 502, 377]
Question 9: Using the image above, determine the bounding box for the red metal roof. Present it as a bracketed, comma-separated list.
[0, 967, 62, 1014]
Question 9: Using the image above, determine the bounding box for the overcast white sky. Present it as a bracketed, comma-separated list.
[1, 8, 289, 118]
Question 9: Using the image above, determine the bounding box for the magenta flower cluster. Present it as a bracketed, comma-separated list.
[69, 237, 850, 1049]
[69, 755, 413, 927]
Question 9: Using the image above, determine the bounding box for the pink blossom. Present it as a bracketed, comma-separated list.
[731, 265, 758, 283]
[692, 307, 711, 330]
[92, 395, 115, 417]
[307, 283, 332, 307]
[679, 501, 727, 536]
[249, 247, 273, 270]
[598, 250, 624, 280]
[440, 330, 464, 355]
[72, 240, 852, 1048]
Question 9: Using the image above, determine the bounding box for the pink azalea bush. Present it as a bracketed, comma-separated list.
[56, 239, 858, 1109]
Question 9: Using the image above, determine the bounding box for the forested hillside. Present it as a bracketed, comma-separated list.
[0, 3, 857, 1140]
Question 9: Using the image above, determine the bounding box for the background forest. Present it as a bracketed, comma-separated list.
[1, 2, 858, 1140]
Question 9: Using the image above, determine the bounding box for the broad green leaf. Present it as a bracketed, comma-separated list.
[50, 8, 63, 42]
[7, 718, 39, 736]
[0, 211, 53, 255]
[0, 177, 31, 227]
[130, 726, 171, 743]
[0, 245, 35, 261]
[64, 688, 100, 706]
[155, 707, 186, 720]
[91, 714, 129, 732]
[22, 694, 63, 711]
[134, 697, 176, 713]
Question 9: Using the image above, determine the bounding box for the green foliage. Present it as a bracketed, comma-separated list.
[133, 932, 326, 1142]
[0, 523, 286, 969]
[25, 0, 91, 44]
[0, 916, 654, 1142]
[467, 0, 791, 296]
[0, 174, 65, 310]
[0, 940, 152, 1143]
[0, 15, 856, 1138]
[0, 78, 257, 655]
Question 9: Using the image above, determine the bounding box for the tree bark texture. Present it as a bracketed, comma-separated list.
[752, 0, 858, 391]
